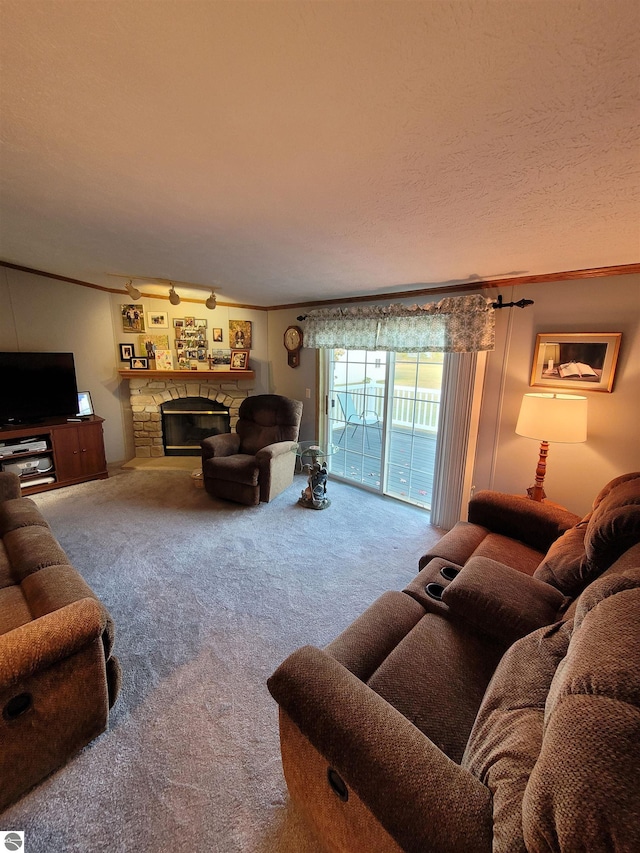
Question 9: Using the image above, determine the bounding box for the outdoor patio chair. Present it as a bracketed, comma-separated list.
[335, 391, 381, 448]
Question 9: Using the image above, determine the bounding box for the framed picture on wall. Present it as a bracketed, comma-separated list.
[147, 311, 169, 329]
[229, 349, 249, 370]
[530, 332, 622, 393]
[229, 320, 252, 350]
[121, 304, 145, 332]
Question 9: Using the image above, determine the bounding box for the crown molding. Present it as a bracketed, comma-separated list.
[2, 260, 639, 313]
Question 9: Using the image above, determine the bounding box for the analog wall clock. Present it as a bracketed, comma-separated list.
[284, 325, 303, 368]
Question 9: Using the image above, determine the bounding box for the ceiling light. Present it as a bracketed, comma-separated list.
[168, 285, 181, 306]
[205, 291, 217, 310]
[125, 279, 142, 300]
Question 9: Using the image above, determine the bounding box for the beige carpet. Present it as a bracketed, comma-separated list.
[3, 467, 444, 851]
[121, 456, 200, 472]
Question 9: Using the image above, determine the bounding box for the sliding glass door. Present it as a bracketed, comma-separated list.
[325, 349, 443, 509]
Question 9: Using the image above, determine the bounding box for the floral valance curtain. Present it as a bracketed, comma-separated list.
[302, 294, 494, 353]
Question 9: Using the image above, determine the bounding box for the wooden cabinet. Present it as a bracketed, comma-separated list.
[0, 417, 107, 495]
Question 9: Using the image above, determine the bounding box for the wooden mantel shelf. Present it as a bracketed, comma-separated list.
[118, 369, 255, 380]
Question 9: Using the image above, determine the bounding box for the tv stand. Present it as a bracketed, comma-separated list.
[0, 416, 108, 495]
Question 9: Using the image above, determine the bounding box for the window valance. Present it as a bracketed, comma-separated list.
[301, 294, 494, 352]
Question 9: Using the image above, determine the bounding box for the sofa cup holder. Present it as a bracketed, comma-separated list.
[440, 566, 460, 581]
[425, 582, 445, 601]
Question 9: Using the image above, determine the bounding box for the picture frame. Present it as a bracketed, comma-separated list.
[130, 357, 149, 370]
[119, 343, 135, 362]
[121, 304, 145, 333]
[229, 349, 249, 370]
[147, 311, 169, 329]
[530, 333, 622, 393]
[154, 349, 174, 371]
[194, 318, 207, 328]
[229, 320, 252, 350]
[212, 327, 223, 342]
[139, 334, 170, 359]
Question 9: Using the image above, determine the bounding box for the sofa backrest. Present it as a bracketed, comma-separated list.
[463, 567, 640, 853]
[533, 471, 640, 596]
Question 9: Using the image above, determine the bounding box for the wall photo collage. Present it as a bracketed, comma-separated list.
[120, 306, 252, 371]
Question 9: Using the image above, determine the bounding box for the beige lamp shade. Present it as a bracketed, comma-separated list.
[516, 393, 588, 443]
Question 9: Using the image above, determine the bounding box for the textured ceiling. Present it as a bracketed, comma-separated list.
[0, 1, 638, 307]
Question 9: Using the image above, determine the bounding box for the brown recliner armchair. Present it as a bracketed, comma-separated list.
[201, 394, 302, 506]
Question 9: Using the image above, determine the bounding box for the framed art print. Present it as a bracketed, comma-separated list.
[229, 349, 249, 370]
[130, 357, 149, 370]
[119, 343, 135, 362]
[530, 333, 621, 393]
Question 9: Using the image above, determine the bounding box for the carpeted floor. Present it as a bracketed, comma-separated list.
[2, 466, 444, 851]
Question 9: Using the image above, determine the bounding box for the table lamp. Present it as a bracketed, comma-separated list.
[515, 392, 588, 501]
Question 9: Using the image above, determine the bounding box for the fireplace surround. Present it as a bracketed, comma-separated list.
[123, 374, 254, 457]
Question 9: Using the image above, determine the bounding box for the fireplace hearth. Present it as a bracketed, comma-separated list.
[120, 374, 254, 458]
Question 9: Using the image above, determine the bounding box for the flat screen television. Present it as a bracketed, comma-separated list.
[0, 352, 79, 425]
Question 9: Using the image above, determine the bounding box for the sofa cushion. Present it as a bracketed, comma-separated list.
[0, 541, 13, 590]
[462, 621, 572, 853]
[0, 497, 50, 537]
[0, 584, 32, 635]
[203, 454, 259, 486]
[522, 570, 640, 852]
[3, 525, 70, 582]
[366, 614, 504, 763]
[532, 523, 588, 593]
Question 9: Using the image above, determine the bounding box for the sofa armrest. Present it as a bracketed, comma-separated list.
[254, 440, 297, 462]
[0, 472, 21, 502]
[441, 556, 567, 645]
[0, 598, 106, 689]
[468, 491, 581, 553]
[268, 645, 492, 853]
[201, 432, 241, 459]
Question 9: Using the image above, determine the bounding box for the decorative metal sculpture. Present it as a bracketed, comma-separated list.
[299, 460, 331, 510]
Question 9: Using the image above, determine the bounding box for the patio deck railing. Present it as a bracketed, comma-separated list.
[333, 383, 441, 434]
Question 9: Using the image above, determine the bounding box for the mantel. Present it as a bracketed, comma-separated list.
[118, 369, 255, 381]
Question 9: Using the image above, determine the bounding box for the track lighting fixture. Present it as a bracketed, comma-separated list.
[168, 284, 181, 306]
[124, 279, 142, 300]
[205, 290, 217, 310]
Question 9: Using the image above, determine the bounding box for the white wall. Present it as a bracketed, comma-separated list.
[2, 265, 638, 516]
[0, 267, 269, 464]
[474, 274, 640, 516]
[268, 274, 640, 518]
[0, 266, 127, 463]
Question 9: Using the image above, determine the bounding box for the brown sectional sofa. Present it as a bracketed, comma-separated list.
[268, 472, 640, 852]
[0, 471, 120, 811]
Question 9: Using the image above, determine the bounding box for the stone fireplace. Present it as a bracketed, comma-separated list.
[124, 375, 254, 457]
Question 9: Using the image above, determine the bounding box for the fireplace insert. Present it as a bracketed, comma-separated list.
[161, 397, 230, 456]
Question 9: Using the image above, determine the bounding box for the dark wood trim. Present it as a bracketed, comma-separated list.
[3, 259, 639, 313]
[266, 263, 640, 311]
[0, 261, 267, 311]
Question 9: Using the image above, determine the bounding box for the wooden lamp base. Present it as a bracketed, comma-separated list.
[526, 440, 549, 502]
